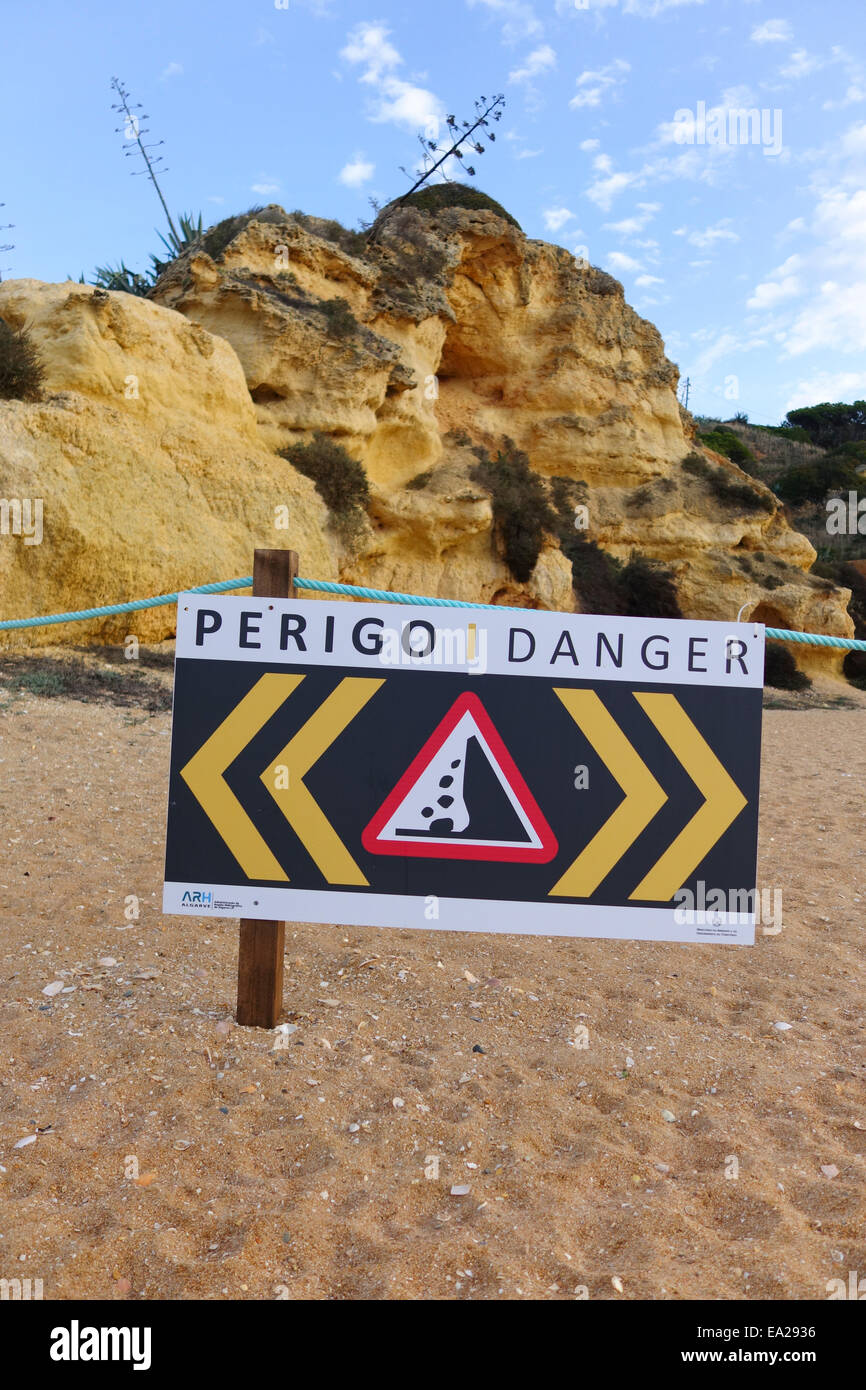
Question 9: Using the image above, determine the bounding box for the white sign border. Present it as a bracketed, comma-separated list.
[163, 883, 755, 945]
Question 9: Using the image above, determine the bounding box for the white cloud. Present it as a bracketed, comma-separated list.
[751, 19, 792, 44]
[780, 49, 821, 79]
[635, 273, 664, 286]
[160, 61, 183, 81]
[747, 274, 802, 311]
[515, 147, 543, 159]
[786, 370, 866, 411]
[679, 218, 740, 249]
[543, 206, 576, 232]
[742, 124, 866, 358]
[570, 59, 630, 110]
[822, 46, 866, 109]
[251, 182, 280, 195]
[556, 0, 704, 12]
[607, 251, 642, 273]
[339, 155, 375, 188]
[586, 169, 636, 211]
[509, 45, 556, 84]
[604, 202, 660, 236]
[623, 0, 705, 12]
[341, 22, 444, 133]
[340, 23, 401, 82]
[467, 0, 542, 41]
[580, 138, 600, 152]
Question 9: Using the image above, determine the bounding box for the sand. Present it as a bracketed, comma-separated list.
[0, 662, 864, 1301]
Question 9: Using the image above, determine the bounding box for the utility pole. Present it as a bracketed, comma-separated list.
[680, 376, 691, 411]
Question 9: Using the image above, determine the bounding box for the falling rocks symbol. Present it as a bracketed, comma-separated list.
[362, 693, 558, 862]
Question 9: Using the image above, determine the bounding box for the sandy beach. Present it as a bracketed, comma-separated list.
[1, 655, 864, 1300]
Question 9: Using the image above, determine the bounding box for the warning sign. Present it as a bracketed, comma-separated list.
[163, 595, 765, 944]
[362, 692, 557, 861]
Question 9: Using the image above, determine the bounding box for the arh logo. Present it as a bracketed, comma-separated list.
[181, 889, 212, 906]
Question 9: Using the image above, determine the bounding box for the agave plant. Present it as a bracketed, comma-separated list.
[90, 212, 204, 297]
[91, 261, 154, 297]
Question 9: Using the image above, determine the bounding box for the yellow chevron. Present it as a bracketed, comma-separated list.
[549, 688, 667, 898]
[262, 677, 384, 885]
[180, 673, 303, 881]
[630, 692, 747, 901]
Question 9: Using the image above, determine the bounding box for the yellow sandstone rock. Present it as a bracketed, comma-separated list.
[0, 205, 854, 665]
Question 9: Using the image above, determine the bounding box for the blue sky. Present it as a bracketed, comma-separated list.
[2, 0, 864, 424]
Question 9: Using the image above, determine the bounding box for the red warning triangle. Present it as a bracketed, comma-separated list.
[362, 692, 558, 862]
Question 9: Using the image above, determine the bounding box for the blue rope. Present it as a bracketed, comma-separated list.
[764, 627, 866, 652]
[0, 576, 253, 631]
[1, 573, 865, 651]
[293, 576, 523, 611]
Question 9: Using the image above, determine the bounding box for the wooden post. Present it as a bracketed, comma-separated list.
[236, 548, 298, 1028]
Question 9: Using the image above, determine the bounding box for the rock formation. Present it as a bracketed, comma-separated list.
[0, 203, 853, 663]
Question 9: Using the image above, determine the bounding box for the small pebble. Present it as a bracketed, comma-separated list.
[661, 1109, 676, 1123]
[450, 1184, 470, 1196]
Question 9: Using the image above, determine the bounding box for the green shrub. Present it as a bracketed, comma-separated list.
[582, 267, 621, 297]
[785, 400, 866, 450]
[373, 208, 450, 306]
[682, 451, 774, 512]
[682, 452, 711, 478]
[289, 212, 367, 258]
[14, 671, 68, 697]
[279, 433, 370, 539]
[377, 182, 522, 230]
[617, 553, 682, 619]
[566, 536, 624, 615]
[774, 455, 862, 505]
[715, 476, 775, 513]
[470, 439, 555, 581]
[699, 426, 757, 471]
[563, 536, 681, 619]
[764, 641, 811, 690]
[318, 297, 357, 340]
[200, 207, 265, 261]
[406, 470, 433, 491]
[548, 474, 588, 519]
[0, 318, 44, 400]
